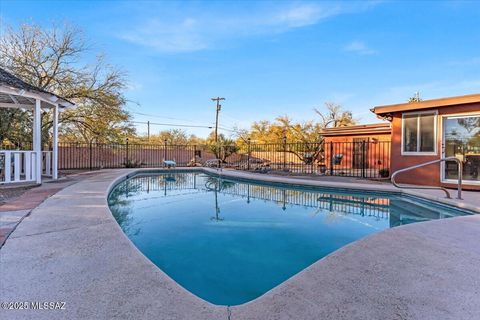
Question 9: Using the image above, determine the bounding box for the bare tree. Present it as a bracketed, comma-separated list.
[0, 22, 134, 144]
[314, 102, 357, 128]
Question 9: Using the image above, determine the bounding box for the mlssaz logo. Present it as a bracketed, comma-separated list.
[30, 302, 66, 310]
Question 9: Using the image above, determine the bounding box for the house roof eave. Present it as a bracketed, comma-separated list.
[371, 93, 480, 116]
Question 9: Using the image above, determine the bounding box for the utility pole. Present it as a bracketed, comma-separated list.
[211, 97, 225, 143]
[147, 121, 150, 142]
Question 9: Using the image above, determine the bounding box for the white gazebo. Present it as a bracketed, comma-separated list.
[0, 68, 74, 185]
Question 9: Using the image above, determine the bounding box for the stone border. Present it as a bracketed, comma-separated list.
[1, 168, 479, 320]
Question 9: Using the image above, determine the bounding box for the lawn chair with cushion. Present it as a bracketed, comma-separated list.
[333, 154, 343, 165]
[163, 158, 176, 168]
[204, 159, 222, 168]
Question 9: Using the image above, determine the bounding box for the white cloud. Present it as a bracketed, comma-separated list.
[121, 18, 208, 53]
[344, 41, 377, 55]
[119, 2, 379, 53]
[271, 4, 338, 28]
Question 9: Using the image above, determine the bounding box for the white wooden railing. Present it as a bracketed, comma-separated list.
[42, 151, 53, 177]
[0, 150, 38, 184]
[0, 150, 55, 184]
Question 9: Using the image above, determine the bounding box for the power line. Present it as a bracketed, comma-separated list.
[131, 121, 213, 129]
[130, 111, 200, 124]
[130, 109, 247, 130]
[128, 108, 248, 135]
[131, 111, 239, 137]
[222, 112, 245, 123]
[217, 126, 237, 132]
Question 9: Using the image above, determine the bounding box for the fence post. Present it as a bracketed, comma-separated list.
[329, 142, 334, 176]
[283, 135, 287, 171]
[217, 142, 221, 169]
[125, 138, 129, 167]
[362, 140, 366, 178]
[164, 139, 167, 165]
[89, 141, 93, 170]
[193, 144, 197, 166]
[311, 144, 314, 174]
[247, 138, 251, 171]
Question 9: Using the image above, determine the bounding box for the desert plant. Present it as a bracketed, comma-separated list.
[379, 168, 390, 178]
[124, 159, 143, 168]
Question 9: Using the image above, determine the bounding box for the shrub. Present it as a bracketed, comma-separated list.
[379, 168, 390, 178]
[124, 159, 143, 168]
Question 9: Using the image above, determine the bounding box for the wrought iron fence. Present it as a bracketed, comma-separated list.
[226, 141, 390, 178]
[57, 142, 206, 169]
[324, 141, 391, 178]
[55, 140, 391, 178]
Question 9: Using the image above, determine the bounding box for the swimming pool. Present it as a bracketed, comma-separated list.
[108, 171, 471, 306]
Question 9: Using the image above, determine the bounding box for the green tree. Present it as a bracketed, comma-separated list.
[237, 104, 356, 164]
[205, 132, 239, 162]
[134, 129, 204, 145]
[0, 22, 134, 145]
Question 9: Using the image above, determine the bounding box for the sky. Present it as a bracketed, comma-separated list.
[1, 0, 480, 137]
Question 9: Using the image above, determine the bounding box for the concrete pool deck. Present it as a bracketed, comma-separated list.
[0, 168, 479, 319]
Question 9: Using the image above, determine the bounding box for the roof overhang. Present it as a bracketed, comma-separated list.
[371, 93, 480, 117]
[0, 84, 75, 110]
[321, 123, 391, 137]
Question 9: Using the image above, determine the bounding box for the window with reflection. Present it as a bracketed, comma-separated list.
[402, 112, 436, 153]
[444, 115, 480, 183]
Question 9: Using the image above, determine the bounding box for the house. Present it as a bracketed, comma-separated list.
[321, 123, 391, 178]
[0, 68, 74, 184]
[371, 93, 480, 190]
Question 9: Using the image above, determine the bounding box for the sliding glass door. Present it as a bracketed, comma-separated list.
[443, 114, 480, 184]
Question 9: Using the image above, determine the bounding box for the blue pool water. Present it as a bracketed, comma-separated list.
[108, 171, 470, 306]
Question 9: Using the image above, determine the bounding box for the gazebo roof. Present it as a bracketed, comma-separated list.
[0, 67, 74, 110]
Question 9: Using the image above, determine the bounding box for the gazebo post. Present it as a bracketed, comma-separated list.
[52, 104, 59, 180]
[34, 98, 42, 184]
[1, 68, 74, 185]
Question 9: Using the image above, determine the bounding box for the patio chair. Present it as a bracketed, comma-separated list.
[255, 163, 272, 174]
[162, 158, 176, 168]
[204, 159, 222, 168]
[333, 154, 343, 165]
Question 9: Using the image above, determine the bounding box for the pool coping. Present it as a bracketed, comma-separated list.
[1, 168, 480, 319]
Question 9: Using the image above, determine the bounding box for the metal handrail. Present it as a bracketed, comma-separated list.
[391, 156, 462, 199]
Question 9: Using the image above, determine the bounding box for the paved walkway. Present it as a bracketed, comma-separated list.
[0, 168, 479, 320]
[0, 171, 99, 247]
